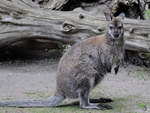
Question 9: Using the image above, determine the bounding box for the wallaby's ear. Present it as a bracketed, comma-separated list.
[104, 12, 113, 21]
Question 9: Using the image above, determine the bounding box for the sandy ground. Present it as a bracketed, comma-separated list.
[0, 58, 150, 113]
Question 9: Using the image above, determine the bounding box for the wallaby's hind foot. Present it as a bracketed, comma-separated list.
[89, 98, 113, 103]
[81, 103, 112, 110]
[97, 103, 112, 110]
[98, 103, 113, 110]
[57, 98, 113, 107]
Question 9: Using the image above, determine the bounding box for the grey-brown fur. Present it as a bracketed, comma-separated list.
[55, 15, 124, 109]
[0, 13, 124, 109]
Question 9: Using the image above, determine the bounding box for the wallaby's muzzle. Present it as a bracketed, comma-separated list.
[113, 33, 120, 38]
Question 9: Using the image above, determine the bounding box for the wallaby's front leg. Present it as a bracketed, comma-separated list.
[114, 59, 121, 75]
[79, 90, 112, 110]
[114, 65, 119, 74]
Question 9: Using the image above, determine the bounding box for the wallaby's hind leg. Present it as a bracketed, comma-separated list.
[79, 90, 112, 110]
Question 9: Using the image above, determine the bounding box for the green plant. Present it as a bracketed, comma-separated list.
[146, 10, 150, 19]
[138, 101, 147, 110]
[136, 68, 146, 78]
[62, 44, 71, 52]
[24, 90, 51, 99]
[24, 68, 29, 72]
[2, 97, 14, 101]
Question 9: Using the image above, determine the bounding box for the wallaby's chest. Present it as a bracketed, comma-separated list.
[110, 44, 122, 64]
[99, 41, 123, 69]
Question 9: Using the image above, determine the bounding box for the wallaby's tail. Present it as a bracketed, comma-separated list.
[0, 95, 64, 108]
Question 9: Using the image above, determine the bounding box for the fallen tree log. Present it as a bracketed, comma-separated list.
[0, 0, 150, 52]
[0, 0, 150, 66]
[44, 0, 148, 19]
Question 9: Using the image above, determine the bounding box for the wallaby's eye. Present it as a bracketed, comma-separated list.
[118, 26, 122, 29]
[109, 26, 113, 29]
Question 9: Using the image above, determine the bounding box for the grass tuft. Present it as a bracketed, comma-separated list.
[146, 10, 150, 19]
[24, 90, 51, 99]
[138, 101, 147, 111]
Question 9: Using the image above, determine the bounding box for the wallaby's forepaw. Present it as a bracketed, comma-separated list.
[97, 103, 112, 110]
[114, 66, 119, 74]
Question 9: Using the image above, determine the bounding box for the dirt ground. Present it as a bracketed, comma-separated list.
[0, 58, 150, 113]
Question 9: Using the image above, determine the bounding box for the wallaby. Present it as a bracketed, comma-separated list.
[0, 13, 124, 110]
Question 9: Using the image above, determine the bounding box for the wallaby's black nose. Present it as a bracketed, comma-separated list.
[114, 33, 119, 38]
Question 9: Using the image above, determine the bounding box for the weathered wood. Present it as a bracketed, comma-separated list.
[43, 0, 148, 19]
[0, 0, 150, 54]
[48, 0, 69, 10]
[44, 0, 112, 10]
